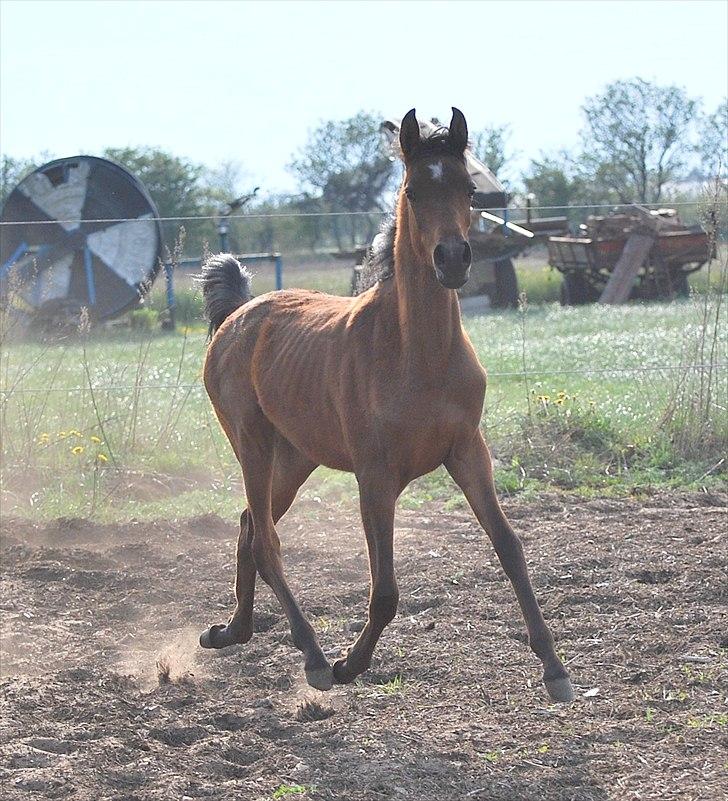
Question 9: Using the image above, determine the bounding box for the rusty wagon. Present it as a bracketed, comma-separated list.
[548, 206, 712, 305]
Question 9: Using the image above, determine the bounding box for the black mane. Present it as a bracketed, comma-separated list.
[354, 214, 396, 294]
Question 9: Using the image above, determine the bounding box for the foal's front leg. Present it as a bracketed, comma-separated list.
[333, 477, 399, 684]
[446, 431, 574, 702]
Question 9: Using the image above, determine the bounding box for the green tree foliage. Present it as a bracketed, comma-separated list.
[103, 147, 210, 219]
[103, 147, 220, 255]
[579, 78, 698, 203]
[523, 153, 581, 210]
[1, 155, 41, 206]
[522, 152, 612, 223]
[697, 99, 728, 180]
[470, 124, 513, 183]
[288, 112, 395, 249]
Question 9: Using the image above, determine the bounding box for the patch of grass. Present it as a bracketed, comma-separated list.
[686, 713, 727, 729]
[272, 785, 315, 799]
[129, 307, 161, 331]
[514, 258, 561, 304]
[1, 278, 725, 522]
[375, 674, 405, 695]
[501, 392, 638, 490]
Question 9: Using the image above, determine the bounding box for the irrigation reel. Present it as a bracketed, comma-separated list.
[0, 156, 163, 333]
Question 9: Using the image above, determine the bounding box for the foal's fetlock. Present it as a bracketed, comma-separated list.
[332, 658, 357, 684]
[199, 622, 252, 649]
[332, 652, 369, 684]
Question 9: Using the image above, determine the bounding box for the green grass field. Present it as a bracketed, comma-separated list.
[2, 255, 725, 523]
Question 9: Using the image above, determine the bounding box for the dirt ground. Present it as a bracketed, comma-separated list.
[1, 490, 726, 801]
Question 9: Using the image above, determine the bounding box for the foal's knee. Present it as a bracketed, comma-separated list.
[370, 588, 399, 628]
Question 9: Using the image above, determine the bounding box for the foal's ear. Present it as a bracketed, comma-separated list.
[449, 107, 468, 155]
[399, 108, 421, 160]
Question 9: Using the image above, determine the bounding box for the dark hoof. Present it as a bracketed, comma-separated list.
[199, 624, 249, 649]
[305, 665, 333, 691]
[332, 658, 357, 685]
[544, 675, 575, 703]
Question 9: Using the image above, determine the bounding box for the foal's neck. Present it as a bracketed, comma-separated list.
[391, 197, 463, 370]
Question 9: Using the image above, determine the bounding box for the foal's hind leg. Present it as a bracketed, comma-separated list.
[446, 431, 574, 703]
[200, 439, 316, 649]
[199, 509, 256, 649]
[240, 425, 332, 690]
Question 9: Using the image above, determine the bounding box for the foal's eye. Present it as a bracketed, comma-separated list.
[468, 185, 476, 199]
[404, 186, 416, 202]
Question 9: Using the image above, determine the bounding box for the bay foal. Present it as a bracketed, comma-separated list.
[198, 108, 573, 702]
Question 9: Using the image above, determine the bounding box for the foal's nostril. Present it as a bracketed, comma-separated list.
[462, 241, 472, 267]
[433, 244, 446, 269]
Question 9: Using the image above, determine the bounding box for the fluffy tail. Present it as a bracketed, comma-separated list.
[196, 254, 252, 338]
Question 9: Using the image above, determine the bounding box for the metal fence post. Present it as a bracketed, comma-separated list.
[164, 261, 176, 330]
[275, 254, 283, 290]
[83, 246, 97, 306]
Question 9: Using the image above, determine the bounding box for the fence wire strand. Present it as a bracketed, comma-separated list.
[0, 199, 725, 228]
[1, 363, 724, 396]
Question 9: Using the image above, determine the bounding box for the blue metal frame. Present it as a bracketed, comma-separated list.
[0, 241, 29, 279]
[83, 246, 96, 306]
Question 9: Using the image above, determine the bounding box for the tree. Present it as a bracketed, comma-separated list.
[1, 155, 41, 206]
[288, 112, 395, 249]
[697, 99, 728, 180]
[470, 124, 512, 181]
[521, 151, 616, 222]
[103, 147, 212, 219]
[523, 153, 580, 210]
[103, 146, 221, 256]
[580, 78, 698, 203]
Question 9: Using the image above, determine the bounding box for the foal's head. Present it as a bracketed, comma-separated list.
[399, 108, 475, 289]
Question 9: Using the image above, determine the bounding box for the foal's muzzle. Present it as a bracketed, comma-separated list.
[433, 237, 472, 289]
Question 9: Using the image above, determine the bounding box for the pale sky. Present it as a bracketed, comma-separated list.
[1, 0, 726, 197]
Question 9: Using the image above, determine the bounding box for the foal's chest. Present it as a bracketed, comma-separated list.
[366, 376, 482, 469]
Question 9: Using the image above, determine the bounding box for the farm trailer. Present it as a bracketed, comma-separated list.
[548, 205, 713, 305]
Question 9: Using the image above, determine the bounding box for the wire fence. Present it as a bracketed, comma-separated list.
[1, 199, 726, 228]
[1, 363, 725, 397]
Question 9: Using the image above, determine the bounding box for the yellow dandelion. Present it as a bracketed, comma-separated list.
[70, 430, 83, 437]
[536, 395, 550, 404]
[90, 435, 102, 444]
[554, 397, 565, 406]
[71, 445, 84, 455]
[96, 453, 108, 463]
[59, 431, 68, 439]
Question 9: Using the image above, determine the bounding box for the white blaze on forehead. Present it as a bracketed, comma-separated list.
[428, 161, 444, 182]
